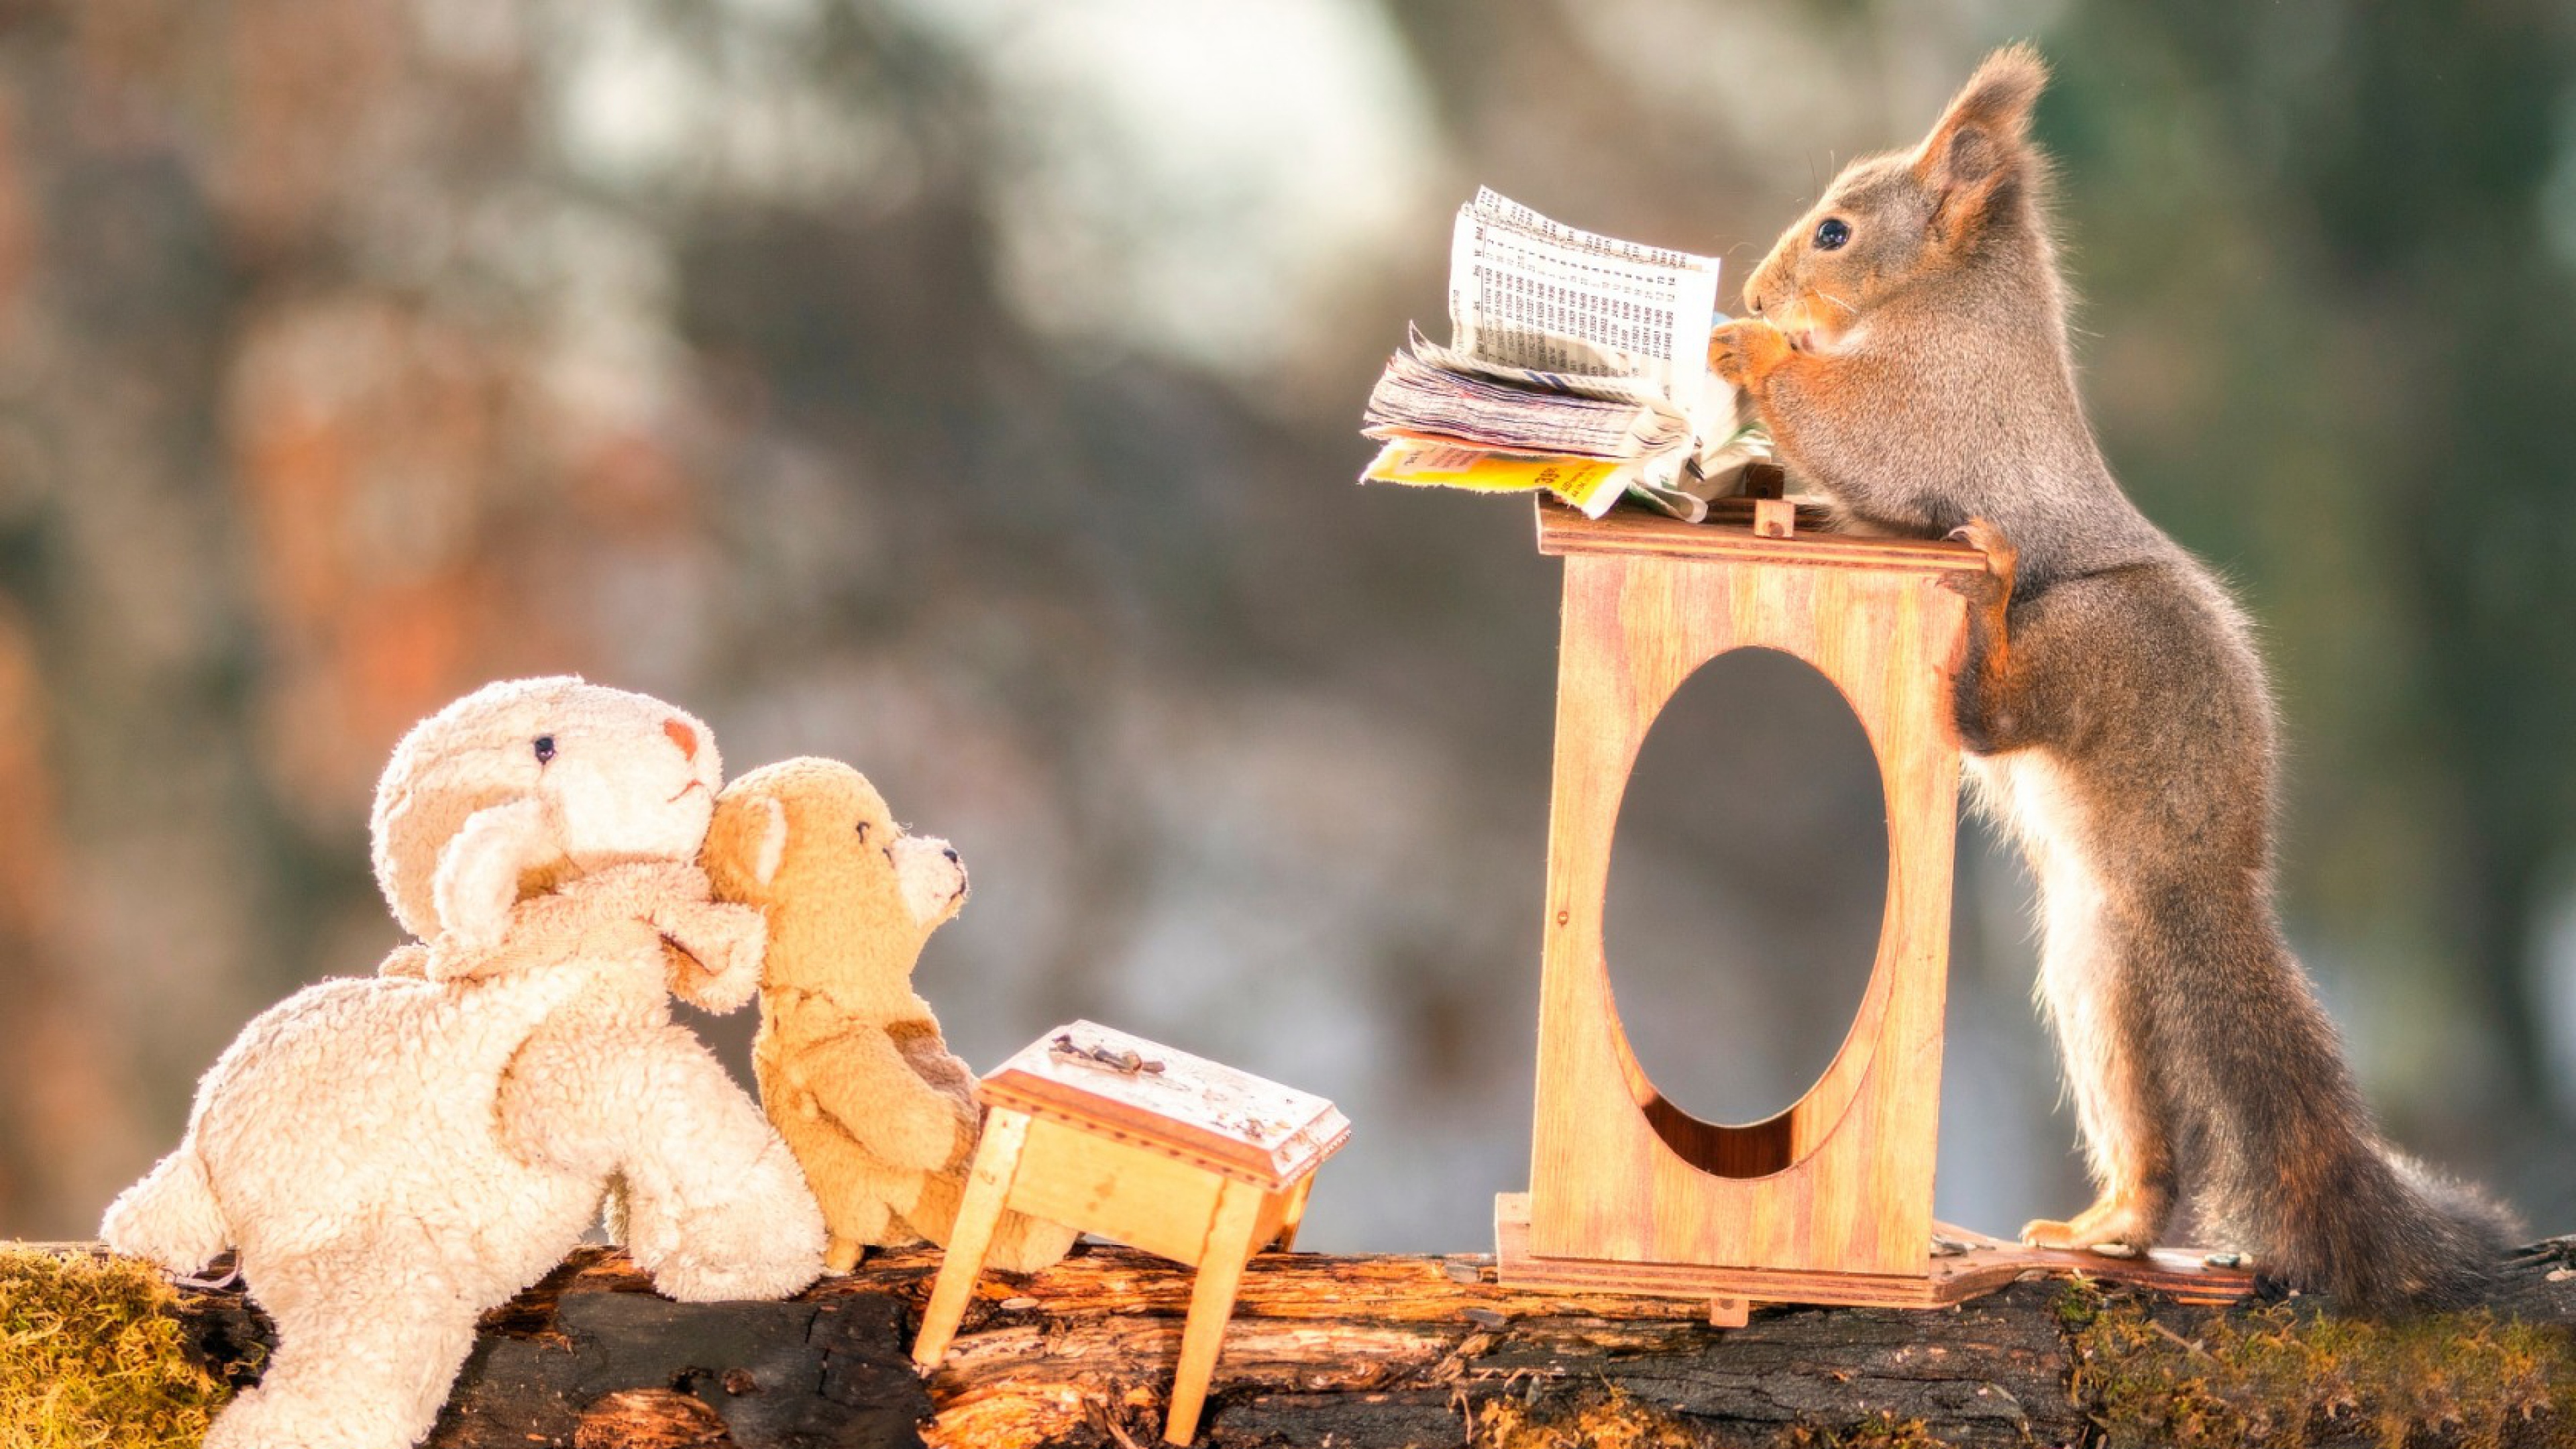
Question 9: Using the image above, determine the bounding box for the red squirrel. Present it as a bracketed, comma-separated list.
[1711, 44, 2515, 1309]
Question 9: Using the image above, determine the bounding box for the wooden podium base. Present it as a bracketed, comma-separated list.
[1495, 1193, 2253, 1326]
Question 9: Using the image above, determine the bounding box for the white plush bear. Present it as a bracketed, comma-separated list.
[101, 677, 826, 1449]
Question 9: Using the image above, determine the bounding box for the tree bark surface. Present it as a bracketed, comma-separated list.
[157, 1238, 2576, 1448]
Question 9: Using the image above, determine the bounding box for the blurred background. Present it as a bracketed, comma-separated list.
[2, 0, 2573, 1254]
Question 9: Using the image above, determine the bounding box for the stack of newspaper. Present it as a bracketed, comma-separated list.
[1360, 189, 1769, 521]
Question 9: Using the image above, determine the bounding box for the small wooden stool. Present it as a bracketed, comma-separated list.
[911, 1021, 1351, 1446]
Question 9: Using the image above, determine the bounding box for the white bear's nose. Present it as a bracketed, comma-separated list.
[663, 718, 699, 761]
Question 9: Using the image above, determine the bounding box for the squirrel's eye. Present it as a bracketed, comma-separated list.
[854, 821, 871, 842]
[533, 735, 556, 764]
[1813, 217, 1851, 251]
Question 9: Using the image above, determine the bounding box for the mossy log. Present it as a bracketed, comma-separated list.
[28, 1238, 2576, 1448]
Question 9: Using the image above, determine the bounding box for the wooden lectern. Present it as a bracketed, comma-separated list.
[1496, 499, 2248, 1324]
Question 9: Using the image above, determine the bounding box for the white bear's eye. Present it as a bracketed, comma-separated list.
[533, 735, 556, 764]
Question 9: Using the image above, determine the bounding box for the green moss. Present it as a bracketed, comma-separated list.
[1474, 1384, 1957, 1449]
[2053, 1276, 2108, 1334]
[2068, 1290, 2575, 1448]
[1473, 1381, 1700, 1448]
[0, 1246, 234, 1449]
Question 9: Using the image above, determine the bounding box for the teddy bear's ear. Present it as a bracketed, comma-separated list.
[433, 798, 553, 949]
[706, 790, 790, 896]
[747, 795, 788, 888]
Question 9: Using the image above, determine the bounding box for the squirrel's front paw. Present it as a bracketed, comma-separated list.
[1945, 517, 2019, 574]
[1941, 516, 2019, 605]
[1709, 319, 1791, 387]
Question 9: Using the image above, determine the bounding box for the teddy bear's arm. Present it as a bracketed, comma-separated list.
[782, 1028, 971, 1173]
[647, 899, 767, 1014]
[890, 1030, 983, 1145]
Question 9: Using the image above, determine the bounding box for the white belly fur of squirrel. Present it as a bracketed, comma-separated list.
[1969, 751, 2128, 1190]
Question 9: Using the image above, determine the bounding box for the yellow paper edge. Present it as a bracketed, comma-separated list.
[1360, 440, 1631, 517]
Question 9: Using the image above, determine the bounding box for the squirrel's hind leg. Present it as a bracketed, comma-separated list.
[2021, 1046, 2180, 1255]
[2021, 1020, 2178, 1254]
[2022, 1191, 2173, 1254]
[2014, 748, 2181, 1256]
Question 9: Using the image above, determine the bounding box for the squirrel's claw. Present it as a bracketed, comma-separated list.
[1945, 516, 2018, 570]
[2024, 1225, 2145, 1260]
[1709, 319, 1792, 388]
[1708, 323, 1747, 385]
[2019, 1217, 2080, 1249]
[1942, 515, 2019, 606]
[2021, 1189, 2165, 1256]
[2023, 1217, 2139, 1257]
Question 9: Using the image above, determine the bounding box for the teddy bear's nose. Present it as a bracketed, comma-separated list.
[943, 847, 959, 864]
[663, 718, 699, 762]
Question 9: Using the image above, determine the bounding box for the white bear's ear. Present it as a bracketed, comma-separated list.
[433, 798, 553, 949]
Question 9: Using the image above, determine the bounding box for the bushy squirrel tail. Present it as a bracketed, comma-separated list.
[99, 1142, 230, 1275]
[2220, 1126, 2517, 1312]
[2148, 914, 2518, 1313]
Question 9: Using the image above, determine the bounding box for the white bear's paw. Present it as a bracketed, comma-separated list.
[650, 1234, 824, 1302]
[645, 1193, 825, 1302]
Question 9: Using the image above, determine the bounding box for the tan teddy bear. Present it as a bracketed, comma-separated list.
[101, 678, 825, 1449]
[703, 756, 1077, 1275]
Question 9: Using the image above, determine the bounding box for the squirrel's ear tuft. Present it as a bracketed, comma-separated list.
[1914, 43, 2047, 234]
[1964, 44, 2047, 125]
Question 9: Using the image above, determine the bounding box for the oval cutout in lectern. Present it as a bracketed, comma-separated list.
[1603, 645, 1891, 1173]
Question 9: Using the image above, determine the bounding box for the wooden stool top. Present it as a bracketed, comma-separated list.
[1534, 498, 1988, 575]
[981, 1021, 1352, 1192]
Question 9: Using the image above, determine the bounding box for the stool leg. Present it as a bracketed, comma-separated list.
[1165, 1178, 1265, 1445]
[1271, 1175, 1313, 1252]
[912, 1108, 1033, 1368]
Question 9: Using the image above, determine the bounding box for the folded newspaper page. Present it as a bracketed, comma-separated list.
[1368, 328, 1688, 461]
[1360, 189, 1768, 520]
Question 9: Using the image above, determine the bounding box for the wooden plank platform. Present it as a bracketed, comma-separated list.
[1495, 1191, 2257, 1314]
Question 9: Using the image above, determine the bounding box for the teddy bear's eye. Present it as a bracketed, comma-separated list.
[854, 821, 870, 842]
[533, 735, 556, 764]
[1813, 217, 1851, 251]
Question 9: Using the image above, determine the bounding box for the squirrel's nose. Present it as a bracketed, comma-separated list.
[1748, 294, 1766, 317]
[663, 718, 699, 762]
